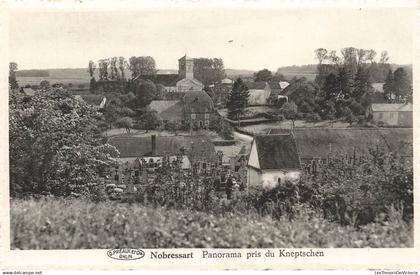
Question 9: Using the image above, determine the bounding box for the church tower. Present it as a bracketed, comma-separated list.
[178, 55, 194, 80]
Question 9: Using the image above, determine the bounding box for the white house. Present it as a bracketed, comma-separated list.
[367, 103, 412, 127]
[245, 81, 272, 105]
[247, 134, 302, 189]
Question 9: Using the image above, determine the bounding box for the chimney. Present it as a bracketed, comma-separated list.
[151, 135, 156, 156]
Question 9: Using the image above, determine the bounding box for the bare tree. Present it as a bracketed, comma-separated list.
[379, 51, 390, 64]
[315, 48, 328, 65]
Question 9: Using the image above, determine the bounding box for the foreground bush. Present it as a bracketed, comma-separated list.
[11, 198, 413, 249]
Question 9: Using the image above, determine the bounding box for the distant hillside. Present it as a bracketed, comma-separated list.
[276, 63, 412, 82]
[225, 69, 255, 78]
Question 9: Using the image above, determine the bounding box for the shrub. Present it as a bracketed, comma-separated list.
[10, 198, 413, 249]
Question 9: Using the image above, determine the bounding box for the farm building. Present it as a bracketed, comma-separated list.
[108, 134, 217, 172]
[245, 81, 272, 105]
[247, 134, 302, 189]
[367, 103, 412, 127]
[268, 128, 413, 164]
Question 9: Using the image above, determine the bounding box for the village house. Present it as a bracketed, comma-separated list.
[108, 134, 218, 183]
[366, 103, 413, 127]
[244, 81, 272, 105]
[267, 81, 290, 105]
[183, 89, 215, 129]
[149, 88, 216, 129]
[247, 134, 302, 189]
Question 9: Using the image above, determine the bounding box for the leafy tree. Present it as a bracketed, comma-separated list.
[352, 67, 371, 100]
[322, 73, 340, 101]
[116, 116, 133, 133]
[102, 104, 120, 129]
[164, 120, 183, 135]
[342, 106, 358, 125]
[118, 56, 127, 80]
[280, 101, 298, 128]
[254, 69, 273, 82]
[211, 117, 234, 140]
[89, 77, 97, 92]
[383, 69, 394, 100]
[9, 62, 19, 90]
[393, 67, 412, 101]
[132, 79, 157, 108]
[336, 67, 353, 99]
[109, 57, 119, 80]
[39, 80, 50, 89]
[129, 56, 157, 79]
[98, 59, 109, 80]
[139, 111, 162, 133]
[9, 89, 119, 197]
[226, 78, 249, 121]
[88, 60, 96, 78]
[193, 58, 226, 85]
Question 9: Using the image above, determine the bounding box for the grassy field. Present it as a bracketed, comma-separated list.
[11, 198, 413, 249]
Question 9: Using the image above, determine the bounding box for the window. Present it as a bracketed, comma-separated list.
[199, 120, 203, 127]
[204, 113, 210, 119]
[205, 120, 209, 126]
[191, 113, 196, 119]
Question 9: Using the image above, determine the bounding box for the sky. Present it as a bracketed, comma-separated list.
[8, 7, 415, 71]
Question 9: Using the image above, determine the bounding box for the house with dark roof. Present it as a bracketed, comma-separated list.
[245, 81, 271, 105]
[108, 134, 217, 172]
[148, 89, 216, 129]
[367, 103, 412, 127]
[183, 90, 215, 128]
[247, 134, 302, 188]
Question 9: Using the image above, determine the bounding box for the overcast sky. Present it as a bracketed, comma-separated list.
[9, 7, 415, 71]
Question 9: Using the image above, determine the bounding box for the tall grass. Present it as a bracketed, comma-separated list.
[11, 198, 413, 249]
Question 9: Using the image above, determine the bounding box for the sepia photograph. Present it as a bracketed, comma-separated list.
[4, 0, 416, 256]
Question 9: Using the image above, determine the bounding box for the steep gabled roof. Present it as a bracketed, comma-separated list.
[254, 134, 301, 170]
[108, 135, 217, 162]
[245, 81, 267, 90]
[183, 90, 214, 113]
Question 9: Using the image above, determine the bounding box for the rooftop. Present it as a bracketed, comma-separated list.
[371, 103, 412, 112]
[253, 134, 301, 170]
